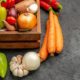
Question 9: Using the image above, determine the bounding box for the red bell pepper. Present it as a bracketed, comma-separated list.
[1, 0, 15, 9]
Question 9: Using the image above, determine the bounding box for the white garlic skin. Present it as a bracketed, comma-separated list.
[27, 3, 38, 13]
[10, 63, 19, 71]
[22, 52, 40, 71]
[17, 68, 24, 77]
[10, 55, 29, 77]
[13, 69, 18, 77]
[23, 70, 29, 76]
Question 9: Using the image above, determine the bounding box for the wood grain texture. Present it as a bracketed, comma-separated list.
[0, 31, 40, 41]
[0, 41, 40, 49]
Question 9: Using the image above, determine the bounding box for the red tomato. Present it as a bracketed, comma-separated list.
[6, 16, 16, 25]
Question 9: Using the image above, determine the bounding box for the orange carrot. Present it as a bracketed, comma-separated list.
[39, 20, 49, 62]
[54, 14, 63, 53]
[48, 10, 56, 56]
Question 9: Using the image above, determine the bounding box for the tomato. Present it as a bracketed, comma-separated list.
[6, 16, 16, 25]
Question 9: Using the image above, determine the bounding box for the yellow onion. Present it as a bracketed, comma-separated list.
[17, 13, 37, 30]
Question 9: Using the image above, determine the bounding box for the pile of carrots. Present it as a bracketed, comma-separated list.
[39, 10, 63, 62]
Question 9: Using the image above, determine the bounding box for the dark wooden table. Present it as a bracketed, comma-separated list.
[1, 0, 80, 80]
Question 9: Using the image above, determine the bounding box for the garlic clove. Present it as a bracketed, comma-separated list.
[13, 69, 18, 77]
[16, 55, 23, 64]
[10, 61, 15, 65]
[10, 63, 19, 71]
[23, 70, 29, 76]
[11, 56, 18, 62]
[22, 64, 27, 70]
[17, 67, 24, 77]
[27, 3, 38, 13]
[19, 64, 23, 69]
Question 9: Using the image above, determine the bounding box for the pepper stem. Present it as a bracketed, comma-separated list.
[56, 2, 63, 11]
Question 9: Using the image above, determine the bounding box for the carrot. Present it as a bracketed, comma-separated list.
[48, 10, 56, 56]
[54, 14, 63, 53]
[39, 20, 49, 62]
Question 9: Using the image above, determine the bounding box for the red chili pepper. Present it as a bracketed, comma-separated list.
[41, 0, 62, 10]
[1, 0, 15, 9]
[50, 1, 58, 9]
[40, 1, 57, 14]
[40, 0, 51, 11]
[55, 1, 63, 10]
[42, 0, 56, 4]
[6, 16, 16, 25]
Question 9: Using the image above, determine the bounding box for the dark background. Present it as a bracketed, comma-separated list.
[1, 0, 80, 80]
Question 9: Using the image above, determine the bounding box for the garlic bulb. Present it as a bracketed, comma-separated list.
[27, 3, 38, 13]
[10, 55, 29, 77]
[17, 67, 24, 77]
[22, 52, 40, 71]
[13, 69, 18, 77]
[10, 52, 41, 77]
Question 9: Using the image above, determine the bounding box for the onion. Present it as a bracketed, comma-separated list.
[17, 13, 37, 30]
[22, 52, 40, 71]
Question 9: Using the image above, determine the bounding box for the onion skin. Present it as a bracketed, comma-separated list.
[17, 13, 37, 30]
